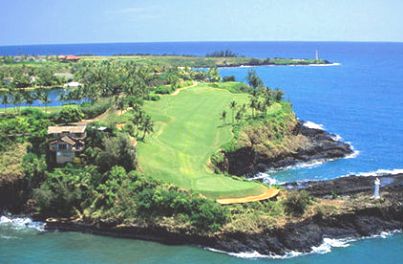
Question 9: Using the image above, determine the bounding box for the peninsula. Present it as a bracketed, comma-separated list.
[1, 54, 400, 257]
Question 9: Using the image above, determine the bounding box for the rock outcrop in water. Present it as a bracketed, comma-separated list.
[216, 121, 354, 176]
[45, 173, 403, 257]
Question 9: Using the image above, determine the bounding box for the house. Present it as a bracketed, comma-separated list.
[47, 125, 87, 164]
[63, 81, 82, 88]
[58, 55, 80, 62]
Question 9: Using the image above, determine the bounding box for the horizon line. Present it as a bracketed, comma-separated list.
[1, 40, 403, 48]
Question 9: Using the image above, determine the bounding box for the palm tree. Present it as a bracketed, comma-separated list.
[37, 89, 50, 113]
[116, 97, 126, 114]
[247, 69, 263, 90]
[1, 92, 9, 113]
[235, 110, 243, 123]
[141, 116, 154, 140]
[229, 100, 237, 124]
[220, 110, 227, 124]
[13, 89, 23, 114]
[259, 102, 267, 117]
[249, 97, 257, 119]
[23, 91, 34, 108]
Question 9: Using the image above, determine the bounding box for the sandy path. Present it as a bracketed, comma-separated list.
[216, 188, 280, 205]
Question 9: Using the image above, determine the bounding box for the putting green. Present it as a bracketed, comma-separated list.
[137, 84, 268, 199]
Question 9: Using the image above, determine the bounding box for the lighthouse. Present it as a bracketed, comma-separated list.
[315, 49, 319, 61]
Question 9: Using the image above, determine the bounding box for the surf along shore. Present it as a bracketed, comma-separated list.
[44, 172, 403, 257]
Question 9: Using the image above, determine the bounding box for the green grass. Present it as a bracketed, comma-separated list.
[137, 83, 268, 199]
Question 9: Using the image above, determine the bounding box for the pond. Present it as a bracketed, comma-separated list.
[0, 88, 87, 109]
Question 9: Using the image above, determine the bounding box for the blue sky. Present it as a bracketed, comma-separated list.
[1, 0, 403, 45]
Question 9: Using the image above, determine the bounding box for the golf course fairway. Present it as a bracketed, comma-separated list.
[137, 83, 269, 199]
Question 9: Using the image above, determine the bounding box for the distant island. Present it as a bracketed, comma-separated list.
[1, 52, 400, 257]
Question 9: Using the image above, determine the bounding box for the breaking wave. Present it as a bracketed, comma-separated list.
[0, 215, 45, 232]
[342, 168, 403, 178]
[303, 121, 325, 130]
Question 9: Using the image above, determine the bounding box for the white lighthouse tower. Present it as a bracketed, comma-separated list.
[315, 49, 319, 61]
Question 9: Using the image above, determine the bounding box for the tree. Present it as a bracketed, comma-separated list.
[273, 89, 284, 102]
[166, 68, 180, 89]
[220, 110, 227, 124]
[140, 115, 154, 140]
[229, 100, 237, 124]
[247, 69, 263, 89]
[115, 97, 127, 114]
[207, 67, 221, 82]
[1, 93, 9, 113]
[259, 101, 267, 117]
[249, 97, 257, 118]
[96, 133, 136, 172]
[13, 71, 31, 88]
[22, 153, 47, 190]
[36, 89, 50, 112]
[12, 89, 24, 114]
[33, 166, 97, 217]
[36, 68, 55, 87]
[235, 110, 243, 123]
[22, 90, 35, 107]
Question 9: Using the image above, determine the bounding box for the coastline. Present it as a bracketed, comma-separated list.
[215, 120, 354, 177]
[42, 173, 403, 257]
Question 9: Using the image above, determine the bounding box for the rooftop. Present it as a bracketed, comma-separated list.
[48, 125, 86, 134]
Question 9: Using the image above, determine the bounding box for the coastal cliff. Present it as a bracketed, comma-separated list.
[215, 121, 353, 176]
[44, 173, 403, 256]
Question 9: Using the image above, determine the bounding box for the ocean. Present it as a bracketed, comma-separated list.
[1, 42, 402, 263]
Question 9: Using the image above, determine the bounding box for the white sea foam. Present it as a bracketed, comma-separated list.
[331, 134, 343, 141]
[306, 63, 341, 67]
[0, 215, 45, 232]
[342, 168, 403, 178]
[303, 121, 325, 130]
[344, 142, 360, 159]
[310, 238, 351, 254]
[206, 230, 401, 259]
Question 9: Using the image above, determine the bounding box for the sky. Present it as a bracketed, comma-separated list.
[1, 0, 403, 45]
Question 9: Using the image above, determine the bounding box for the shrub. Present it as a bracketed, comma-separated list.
[154, 85, 174, 95]
[283, 190, 312, 216]
[56, 105, 84, 124]
[190, 198, 228, 232]
[146, 94, 161, 101]
[222, 75, 236, 82]
[81, 101, 110, 119]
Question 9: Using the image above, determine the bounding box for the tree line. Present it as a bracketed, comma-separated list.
[221, 69, 284, 125]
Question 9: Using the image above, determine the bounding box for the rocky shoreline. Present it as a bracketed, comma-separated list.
[217, 121, 354, 176]
[44, 173, 403, 256]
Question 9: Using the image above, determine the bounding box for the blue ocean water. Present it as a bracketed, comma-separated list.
[1, 42, 402, 263]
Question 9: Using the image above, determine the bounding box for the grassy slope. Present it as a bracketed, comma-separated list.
[0, 143, 27, 184]
[137, 83, 268, 199]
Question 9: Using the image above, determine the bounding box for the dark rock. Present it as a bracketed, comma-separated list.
[217, 121, 354, 177]
[44, 173, 403, 257]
